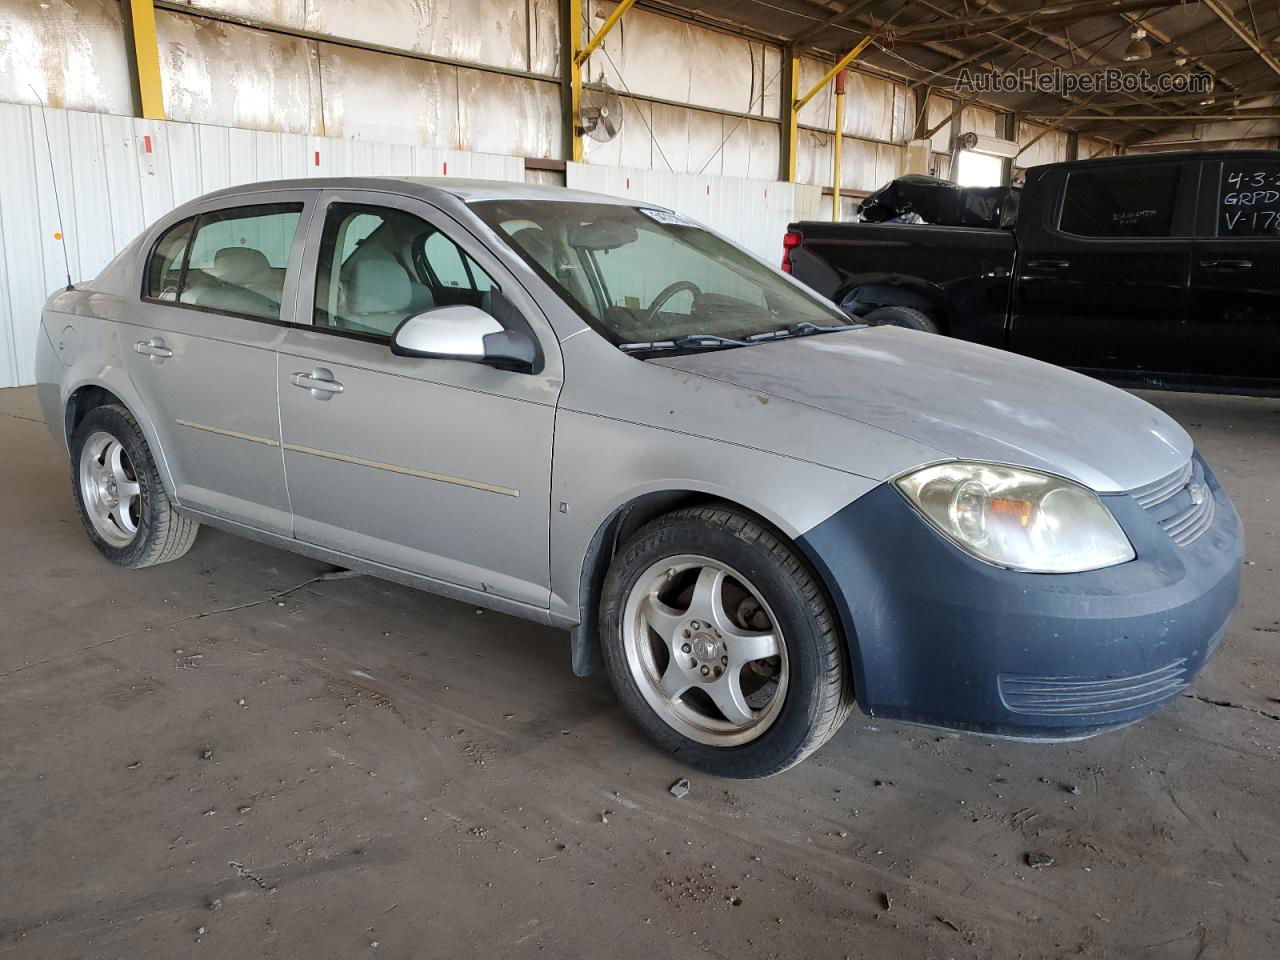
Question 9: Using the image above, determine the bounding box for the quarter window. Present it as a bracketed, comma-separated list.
[1059, 166, 1182, 238]
[144, 203, 303, 320]
[1218, 161, 1280, 237]
[313, 203, 497, 339]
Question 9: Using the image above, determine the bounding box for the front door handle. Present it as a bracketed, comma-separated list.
[290, 368, 344, 401]
[1199, 258, 1253, 270]
[1026, 258, 1070, 271]
[133, 337, 172, 362]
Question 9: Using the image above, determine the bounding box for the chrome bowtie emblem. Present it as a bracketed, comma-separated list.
[1188, 483, 1207, 506]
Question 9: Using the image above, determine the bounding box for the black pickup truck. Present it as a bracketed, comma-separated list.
[785, 151, 1280, 395]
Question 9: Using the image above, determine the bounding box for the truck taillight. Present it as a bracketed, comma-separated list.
[781, 230, 802, 274]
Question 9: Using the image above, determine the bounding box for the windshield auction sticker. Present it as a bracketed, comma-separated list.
[639, 208, 698, 227]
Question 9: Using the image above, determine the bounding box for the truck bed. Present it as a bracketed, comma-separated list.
[787, 221, 1017, 348]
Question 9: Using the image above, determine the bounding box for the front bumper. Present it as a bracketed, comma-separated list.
[798, 455, 1242, 739]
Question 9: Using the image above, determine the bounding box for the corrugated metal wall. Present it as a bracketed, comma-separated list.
[0, 101, 522, 388]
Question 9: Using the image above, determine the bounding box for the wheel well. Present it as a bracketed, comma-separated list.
[569, 492, 806, 678]
[839, 283, 950, 333]
[65, 385, 125, 445]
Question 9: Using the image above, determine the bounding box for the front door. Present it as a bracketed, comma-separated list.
[119, 194, 312, 535]
[1189, 157, 1280, 385]
[1010, 160, 1197, 378]
[277, 190, 561, 608]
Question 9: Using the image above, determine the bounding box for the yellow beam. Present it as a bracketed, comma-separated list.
[128, 0, 165, 120]
[574, 0, 638, 67]
[784, 54, 799, 181]
[795, 36, 872, 112]
[832, 74, 845, 221]
[568, 0, 583, 162]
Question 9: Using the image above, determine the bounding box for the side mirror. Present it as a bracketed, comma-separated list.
[391, 304, 537, 373]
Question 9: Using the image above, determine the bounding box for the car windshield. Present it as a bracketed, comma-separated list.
[469, 199, 850, 349]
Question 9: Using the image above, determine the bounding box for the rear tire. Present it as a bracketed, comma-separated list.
[863, 305, 940, 334]
[599, 505, 854, 778]
[70, 404, 199, 568]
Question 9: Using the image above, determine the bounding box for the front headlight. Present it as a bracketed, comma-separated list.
[894, 462, 1134, 573]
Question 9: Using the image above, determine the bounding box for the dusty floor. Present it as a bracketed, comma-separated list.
[0, 385, 1277, 960]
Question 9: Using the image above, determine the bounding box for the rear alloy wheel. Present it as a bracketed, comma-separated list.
[600, 506, 854, 778]
[70, 404, 199, 568]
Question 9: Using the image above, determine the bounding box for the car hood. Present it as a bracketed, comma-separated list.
[646, 326, 1192, 493]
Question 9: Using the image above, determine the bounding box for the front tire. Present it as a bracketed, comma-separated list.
[70, 404, 199, 568]
[599, 506, 853, 778]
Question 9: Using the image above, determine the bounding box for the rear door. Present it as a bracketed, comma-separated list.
[119, 193, 312, 535]
[1189, 157, 1280, 385]
[1010, 160, 1197, 376]
[277, 189, 561, 608]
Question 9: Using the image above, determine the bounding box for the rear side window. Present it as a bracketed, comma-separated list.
[144, 203, 303, 320]
[1218, 162, 1280, 237]
[1059, 166, 1182, 238]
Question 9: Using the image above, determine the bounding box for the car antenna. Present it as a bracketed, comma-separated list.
[29, 85, 74, 291]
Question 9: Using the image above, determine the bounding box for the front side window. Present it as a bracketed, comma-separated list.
[1058, 166, 1182, 238]
[1218, 161, 1280, 237]
[314, 203, 497, 339]
[470, 200, 847, 346]
[145, 204, 302, 319]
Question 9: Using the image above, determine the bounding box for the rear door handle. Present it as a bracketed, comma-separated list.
[290, 368, 344, 401]
[1026, 258, 1070, 271]
[1199, 258, 1253, 270]
[133, 337, 172, 361]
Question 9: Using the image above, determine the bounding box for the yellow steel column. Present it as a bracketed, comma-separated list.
[127, 0, 165, 120]
[569, 0, 636, 164]
[784, 53, 800, 182]
[832, 70, 845, 220]
[568, 0, 583, 163]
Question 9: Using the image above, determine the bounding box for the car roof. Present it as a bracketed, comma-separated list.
[1036, 148, 1280, 173]
[195, 176, 648, 209]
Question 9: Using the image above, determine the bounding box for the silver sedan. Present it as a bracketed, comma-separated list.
[36, 178, 1242, 777]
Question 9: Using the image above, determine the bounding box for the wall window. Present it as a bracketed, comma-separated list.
[145, 203, 302, 320]
[1059, 166, 1182, 238]
[314, 203, 497, 339]
[1218, 162, 1280, 238]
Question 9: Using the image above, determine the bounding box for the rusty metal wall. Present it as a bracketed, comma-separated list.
[156, 11, 563, 158]
[0, 0, 133, 114]
[587, 1, 779, 118]
[1017, 121, 1069, 168]
[179, 0, 557, 76]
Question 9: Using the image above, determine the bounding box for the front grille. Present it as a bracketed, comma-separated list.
[1130, 456, 1214, 547]
[999, 659, 1189, 717]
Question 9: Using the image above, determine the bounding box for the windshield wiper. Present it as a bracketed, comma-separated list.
[745, 320, 862, 342]
[618, 334, 752, 353]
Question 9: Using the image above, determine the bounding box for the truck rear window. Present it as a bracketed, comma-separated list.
[1058, 166, 1182, 239]
[1218, 162, 1280, 237]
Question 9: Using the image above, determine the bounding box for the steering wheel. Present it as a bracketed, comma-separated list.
[641, 281, 702, 326]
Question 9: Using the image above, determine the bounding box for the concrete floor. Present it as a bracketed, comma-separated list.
[1, 384, 1277, 960]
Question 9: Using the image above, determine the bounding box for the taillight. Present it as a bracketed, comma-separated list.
[781, 230, 802, 274]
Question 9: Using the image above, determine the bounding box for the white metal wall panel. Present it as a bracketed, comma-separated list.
[566, 162, 823, 261]
[925, 95, 954, 152]
[0, 103, 523, 388]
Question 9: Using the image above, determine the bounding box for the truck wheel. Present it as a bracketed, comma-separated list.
[70, 404, 200, 568]
[599, 505, 854, 778]
[863, 305, 940, 334]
